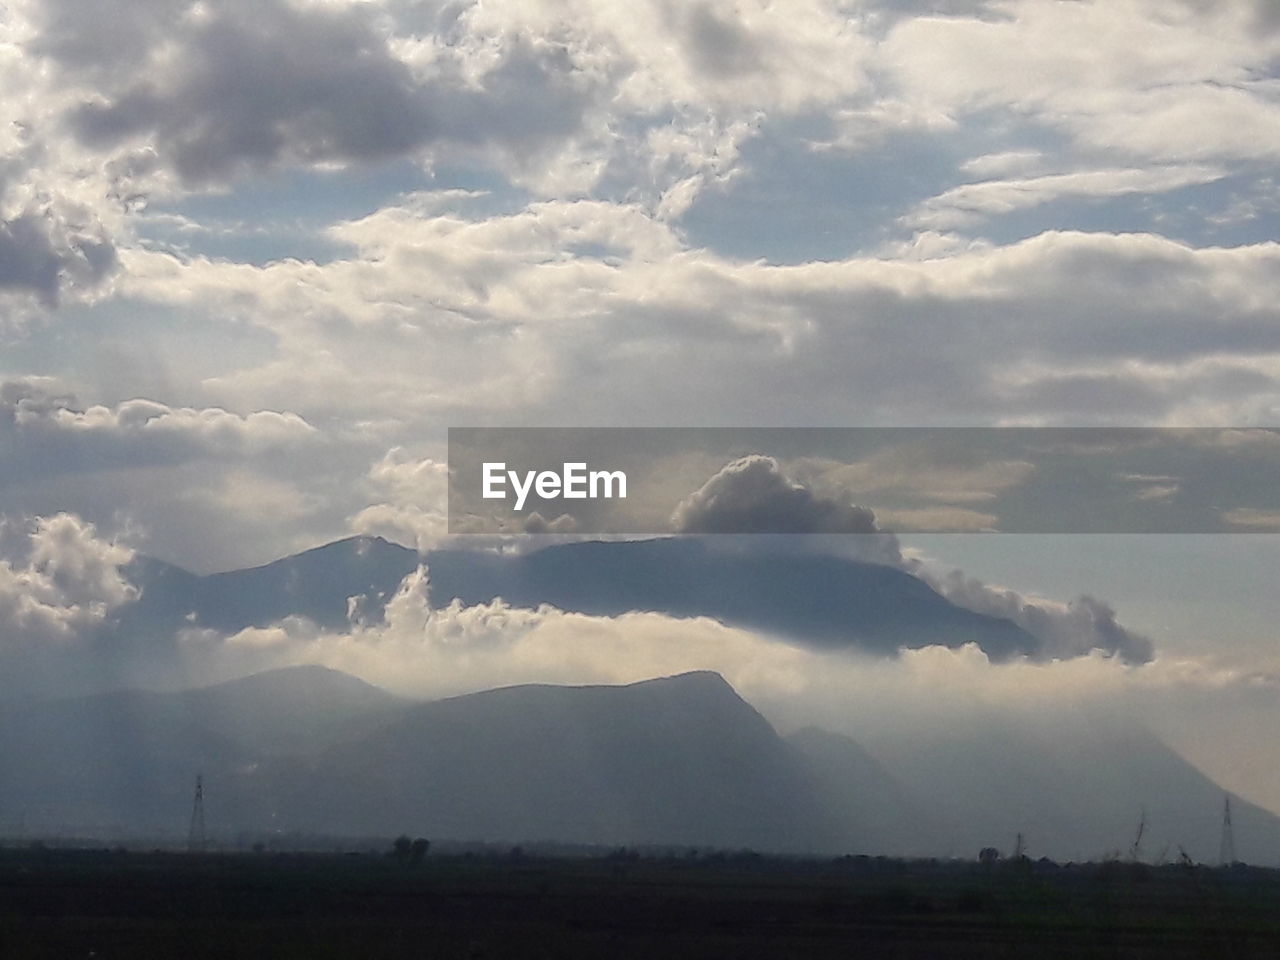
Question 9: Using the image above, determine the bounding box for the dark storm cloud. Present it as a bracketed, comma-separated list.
[54, 0, 599, 184]
[68, 2, 429, 183]
[29, 0, 187, 77]
[673, 455, 881, 534]
[0, 212, 116, 306]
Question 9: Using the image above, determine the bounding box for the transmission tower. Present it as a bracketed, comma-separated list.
[187, 774, 206, 853]
[1219, 793, 1236, 866]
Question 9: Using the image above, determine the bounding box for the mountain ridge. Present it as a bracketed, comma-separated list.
[116, 535, 1042, 662]
[2, 664, 1277, 864]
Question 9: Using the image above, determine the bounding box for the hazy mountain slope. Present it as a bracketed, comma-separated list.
[0, 689, 247, 834]
[2, 665, 1277, 863]
[0, 666, 405, 835]
[786, 727, 943, 857]
[863, 714, 1280, 865]
[174, 664, 406, 755]
[239, 671, 840, 852]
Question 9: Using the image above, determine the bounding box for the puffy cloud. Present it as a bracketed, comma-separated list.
[456, 0, 869, 114]
[0, 512, 136, 643]
[36, 0, 605, 187]
[119, 199, 1280, 430]
[5, 0, 874, 229]
[879, 0, 1280, 165]
[0, 382, 342, 573]
[672, 454, 881, 535]
[22, 0, 859, 206]
[348, 448, 449, 552]
[919, 567, 1155, 664]
[6, 0, 1275, 440]
[1, 382, 317, 472]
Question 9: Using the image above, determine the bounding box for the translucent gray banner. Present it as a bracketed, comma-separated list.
[448, 427, 1280, 534]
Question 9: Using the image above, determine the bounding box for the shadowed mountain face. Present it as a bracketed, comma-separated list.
[423, 539, 1041, 658]
[117, 536, 1039, 662]
[239, 671, 840, 851]
[121, 537, 420, 635]
[2, 665, 1277, 864]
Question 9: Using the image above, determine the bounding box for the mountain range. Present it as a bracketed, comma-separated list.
[4, 534, 1275, 862]
[0, 533, 1048, 702]
[2, 665, 1277, 864]
[115, 534, 1040, 658]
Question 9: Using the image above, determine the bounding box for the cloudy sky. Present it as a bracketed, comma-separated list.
[2, 1, 1279, 808]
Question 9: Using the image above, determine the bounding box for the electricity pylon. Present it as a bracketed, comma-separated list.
[187, 774, 206, 853]
[1219, 793, 1236, 866]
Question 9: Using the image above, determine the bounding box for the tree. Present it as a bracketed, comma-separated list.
[408, 838, 430, 866]
[389, 835, 429, 866]
[391, 835, 412, 864]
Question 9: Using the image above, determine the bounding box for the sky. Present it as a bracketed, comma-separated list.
[2, 1, 1280, 811]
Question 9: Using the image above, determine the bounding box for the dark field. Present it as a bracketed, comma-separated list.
[2, 847, 1279, 959]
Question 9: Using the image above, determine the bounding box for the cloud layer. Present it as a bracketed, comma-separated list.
[0, 0, 1275, 805]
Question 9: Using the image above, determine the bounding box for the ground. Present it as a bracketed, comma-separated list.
[2, 847, 1278, 958]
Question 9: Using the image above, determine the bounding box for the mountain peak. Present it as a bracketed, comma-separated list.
[230, 533, 416, 575]
[629, 668, 728, 686]
[626, 669, 737, 696]
[190, 664, 393, 705]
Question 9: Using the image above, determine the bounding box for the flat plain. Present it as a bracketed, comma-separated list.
[2, 847, 1279, 958]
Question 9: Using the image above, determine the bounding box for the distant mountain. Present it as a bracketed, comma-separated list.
[239, 671, 841, 852]
[786, 727, 942, 857]
[859, 713, 1280, 865]
[116, 536, 1040, 662]
[424, 538, 1040, 659]
[1, 666, 1277, 864]
[172, 664, 406, 755]
[121, 536, 419, 635]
